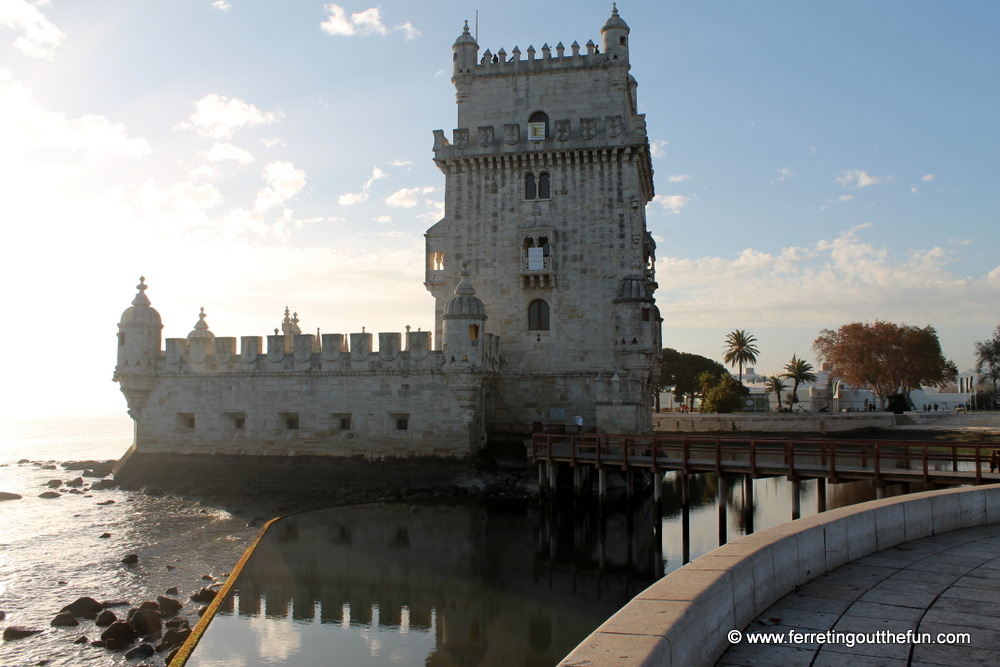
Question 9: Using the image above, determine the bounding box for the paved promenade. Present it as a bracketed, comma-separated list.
[718, 522, 1000, 667]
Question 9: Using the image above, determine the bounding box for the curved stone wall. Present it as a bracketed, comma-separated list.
[559, 484, 1000, 667]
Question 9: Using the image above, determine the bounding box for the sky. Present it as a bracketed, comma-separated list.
[0, 0, 997, 418]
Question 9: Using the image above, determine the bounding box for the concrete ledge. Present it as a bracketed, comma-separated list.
[559, 484, 1000, 667]
[653, 412, 896, 434]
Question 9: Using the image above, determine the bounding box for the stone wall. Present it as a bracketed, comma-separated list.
[653, 412, 897, 434]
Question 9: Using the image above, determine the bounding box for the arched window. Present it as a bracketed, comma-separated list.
[528, 300, 550, 331]
[538, 172, 550, 199]
[538, 236, 550, 257]
[524, 173, 536, 200]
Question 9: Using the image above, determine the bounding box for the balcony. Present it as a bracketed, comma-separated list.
[520, 257, 555, 288]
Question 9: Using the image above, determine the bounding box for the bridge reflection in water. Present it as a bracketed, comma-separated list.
[184, 476, 898, 667]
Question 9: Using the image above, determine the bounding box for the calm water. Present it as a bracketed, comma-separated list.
[1, 417, 896, 667]
[184, 472, 897, 666]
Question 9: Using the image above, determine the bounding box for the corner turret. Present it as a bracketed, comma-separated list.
[452, 20, 478, 102]
[117, 277, 162, 370]
[601, 3, 630, 64]
[441, 263, 487, 365]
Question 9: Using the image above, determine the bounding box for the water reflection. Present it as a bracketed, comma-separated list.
[186, 475, 905, 666]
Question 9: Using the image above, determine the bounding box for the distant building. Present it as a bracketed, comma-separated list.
[112, 9, 661, 479]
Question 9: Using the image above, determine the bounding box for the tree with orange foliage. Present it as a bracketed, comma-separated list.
[813, 321, 957, 408]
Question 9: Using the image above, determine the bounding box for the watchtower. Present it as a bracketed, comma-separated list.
[426, 7, 661, 433]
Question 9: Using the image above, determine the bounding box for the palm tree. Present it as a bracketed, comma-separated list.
[723, 329, 760, 386]
[764, 375, 787, 412]
[782, 355, 818, 411]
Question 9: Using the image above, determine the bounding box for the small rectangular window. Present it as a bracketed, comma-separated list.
[332, 413, 352, 431]
[396, 418, 408, 431]
[176, 413, 195, 430]
[119, 333, 126, 347]
[641, 307, 650, 322]
[469, 324, 479, 340]
[280, 412, 300, 430]
[226, 412, 246, 429]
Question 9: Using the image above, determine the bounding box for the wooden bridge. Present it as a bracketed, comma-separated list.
[531, 433, 1000, 508]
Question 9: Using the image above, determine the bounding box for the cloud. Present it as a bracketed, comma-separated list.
[652, 194, 690, 213]
[657, 225, 1000, 328]
[133, 179, 225, 231]
[259, 137, 286, 148]
[0, 0, 64, 59]
[649, 140, 667, 158]
[176, 94, 281, 139]
[921, 174, 935, 182]
[375, 215, 391, 224]
[911, 186, 919, 194]
[777, 168, 794, 181]
[0, 70, 150, 161]
[390, 159, 412, 167]
[320, 5, 419, 39]
[204, 142, 254, 165]
[338, 166, 385, 205]
[837, 195, 855, 203]
[254, 161, 306, 212]
[211, 1, 231, 10]
[947, 238, 973, 246]
[836, 168, 881, 188]
[385, 186, 435, 208]
[667, 174, 690, 182]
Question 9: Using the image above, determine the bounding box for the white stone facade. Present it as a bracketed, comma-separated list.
[113, 9, 662, 464]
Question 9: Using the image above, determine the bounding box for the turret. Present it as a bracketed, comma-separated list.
[117, 277, 162, 370]
[452, 20, 478, 89]
[186, 307, 216, 361]
[601, 3, 630, 64]
[441, 263, 487, 365]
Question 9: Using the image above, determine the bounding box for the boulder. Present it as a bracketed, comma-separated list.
[156, 596, 183, 617]
[101, 620, 137, 649]
[128, 608, 162, 637]
[0, 610, 5, 620]
[74, 635, 89, 644]
[38, 491, 61, 499]
[65, 477, 84, 488]
[141, 485, 165, 497]
[3, 626, 42, 640]
[99, 532, 111, 538]
[101, 599, 131, 607]
[0, 492, 22, 501]
[17, 458, 30, 464]
[165, 617, 190, 631]
[139, 601, 160, 611]
[46, 479, 62, 488]
[121, 554, 139, 564]
[40, 464, 56, 470]
[51, 611, 79, 627]
[166, 646, 181, 665]
[91, 479, 118, 490]
[164, 587, 178, 595]
[156, 627, 191, 652]
[125, 643, 155, 660]
[95, 610, 117, 627]
[61, 596, 103, 618]
[189, 588, 217, 603]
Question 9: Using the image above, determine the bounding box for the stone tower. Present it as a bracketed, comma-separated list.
[425, 7, 661, 433]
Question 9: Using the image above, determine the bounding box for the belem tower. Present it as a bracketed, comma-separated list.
[113, 8, 661, 481]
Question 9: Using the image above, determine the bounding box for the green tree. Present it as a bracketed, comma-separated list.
[764, 375, 787, 412]
[814, 321, 957, 408]
[723, 329, 760, 384]
[699, 371, 748, 413]
[782, 355, 818, 410]
[974, 325, 1000, 396]
[660, 348, 728, 409]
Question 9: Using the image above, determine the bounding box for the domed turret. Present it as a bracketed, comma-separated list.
[601, 3, 630, 64]
[442, 263, 487, 364]
[187, 307, 215, 341]
[117, 277, 163, 369]
[452, 20, 479, 78]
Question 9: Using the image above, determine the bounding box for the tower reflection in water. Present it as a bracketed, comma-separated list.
[186, 476, 895, 667]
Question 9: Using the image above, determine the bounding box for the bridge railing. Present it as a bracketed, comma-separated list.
[531, 434, 1000, 485]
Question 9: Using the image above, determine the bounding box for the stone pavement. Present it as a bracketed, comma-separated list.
[718, 522, 1000, 667]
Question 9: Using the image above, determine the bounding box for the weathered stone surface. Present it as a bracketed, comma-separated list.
[95, 609, 117, 627]
[51, 611, 79, 627]
[165, 617, 190, 631]
[101, 620, 137, 648]
[125, 643, 155, 659]
[189, 588, 217, 603]
[156, 596, 182, 617]
[128, 608, 162, 637]
[65, 476, 84, 488]
[61, 596, 103, 618]
[156, 627, 191, 652]
[3, 626, 42, 640]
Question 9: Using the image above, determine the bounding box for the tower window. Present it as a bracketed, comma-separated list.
[528, 300, 550, 331]
[280, 412, 300, 430]
[538, 172, 550, 199]
[469, 324, 480, 340]
[524, 173, 536, 200]
[524, 172, 551, 200]
[620, 36, 627, 46]
[642, 307, 650, 322]
[528, 111, 549, 140]
[429, 251, 444, 271]
[119, 333, 125, 346]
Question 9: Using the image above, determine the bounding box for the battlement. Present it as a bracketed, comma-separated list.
[473, 39, 613, 75]
[150, 328, 500, 375]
